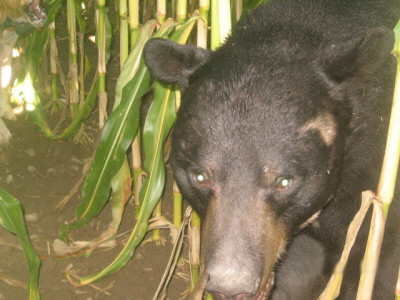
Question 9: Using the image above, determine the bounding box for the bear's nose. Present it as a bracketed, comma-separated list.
[205, 266, 260, 299]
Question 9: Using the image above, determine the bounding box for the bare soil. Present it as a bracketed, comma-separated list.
[0, 112, 188, 300]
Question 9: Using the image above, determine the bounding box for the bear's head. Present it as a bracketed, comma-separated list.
[143, 24, 394, 299]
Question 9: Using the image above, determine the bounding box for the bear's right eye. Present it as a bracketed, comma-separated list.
[193, 171, 208, 184]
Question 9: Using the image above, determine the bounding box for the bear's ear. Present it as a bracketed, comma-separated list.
[318, 27, 395, 94]
[143, 38, 211, 90]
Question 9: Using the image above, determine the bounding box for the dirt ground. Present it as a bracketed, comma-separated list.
[0, 110, 189, 300]
[0, 7, 189, 300]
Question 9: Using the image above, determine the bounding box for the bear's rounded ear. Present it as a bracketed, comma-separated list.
[317, 27, 395, 94]
[143, 38, 211, 90]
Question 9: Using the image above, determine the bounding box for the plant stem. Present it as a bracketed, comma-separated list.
[97, 0, 108, 128]
[120, 0, 129, 67]
[217, 0, 231, 44]
[176, 0, 187, 24]
[197, 0, 210, 49]
[49, 21, 59, 111]
[157, 0, 166, 24]
[129, 0, 140, 47]
[190, 211, 201, 290]
[67, 0, 79, 117]
[210, 0, 219, 50]
[376, 39, 400, 217]
[173, 181, 182, 227]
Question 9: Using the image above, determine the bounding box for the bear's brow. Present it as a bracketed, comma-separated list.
[176, 152, 218, 173]
[299, 111, 337, 146]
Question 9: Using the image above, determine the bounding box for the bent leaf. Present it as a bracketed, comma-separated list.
[74, 13, 199, 284]
[59, 16, 183, 240]
[79, 81, 176, 284]
[0, 188, 41, 300]
[59, 63, 150, 240]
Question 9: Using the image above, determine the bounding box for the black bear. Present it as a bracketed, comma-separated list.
[143, 0, 400, 299]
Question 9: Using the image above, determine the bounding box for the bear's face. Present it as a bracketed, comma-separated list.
[169, 61, 345, 298]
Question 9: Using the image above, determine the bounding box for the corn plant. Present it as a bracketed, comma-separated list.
[12, 0, 110, 142]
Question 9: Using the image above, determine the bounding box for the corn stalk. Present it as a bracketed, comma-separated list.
[97, 0, 108, 128]
[67, 0, 79, 116]
[45, 21, 63, 114]
[120, 0, 129, 66]
[129, 0, 140, 45]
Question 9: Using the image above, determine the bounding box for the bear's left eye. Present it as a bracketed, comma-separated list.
[275, 176, 294, 191]
[191, 170, 212, 188]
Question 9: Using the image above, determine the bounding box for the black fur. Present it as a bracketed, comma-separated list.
[144, 0, 400, 299]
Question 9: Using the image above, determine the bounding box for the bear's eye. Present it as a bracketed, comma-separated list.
[275, 176, 293, 191]
[192, 171, 209, 185]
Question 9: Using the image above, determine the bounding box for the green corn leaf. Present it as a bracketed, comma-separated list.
[59, 17, 179, 239]
[0, 188, 41, 300]
[59, 62, 150, 240]
[106, 18, 177, 241]
[79, 81, 177, 285]
[102, 19, 171, 242]
[140, 81, 177, 221]
[98, 19, 178, 245]
[75, 13, 199, 285]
